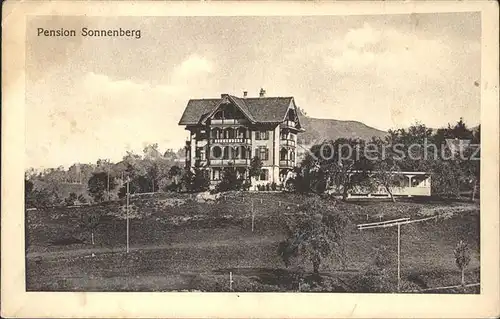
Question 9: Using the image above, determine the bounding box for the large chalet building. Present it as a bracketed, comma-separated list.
[178, 88, 304, 186]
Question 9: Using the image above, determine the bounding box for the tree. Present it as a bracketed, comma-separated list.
[168, 165, 182, 189]
[454, 240, 471, 287]
[88, 172, 117, 202]
[216, 165, 245, 192]
[386, 122, 435, 171]
[248, 156, 263, 180]
[310, 138, 372, 200]
[143, 143, 162, 160]
[182, 168, 210, 193]
[369, 138, 405, 202]
[96, 159, 113, 200]
[163, 148, 179, 160]
[192, 168, 211, 192]
[278, 198, 348, 275]
[28, 189, 61, 208]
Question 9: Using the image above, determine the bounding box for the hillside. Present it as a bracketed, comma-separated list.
[297, 113, 387, 144]
[26, 192, 480, 292]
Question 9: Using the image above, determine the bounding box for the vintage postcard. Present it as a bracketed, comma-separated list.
[1, 0, 499, 318]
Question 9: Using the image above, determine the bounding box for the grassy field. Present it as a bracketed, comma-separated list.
[26, 192, 480, 293]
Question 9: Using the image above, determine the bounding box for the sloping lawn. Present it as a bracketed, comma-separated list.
[26, 192, 480, 292]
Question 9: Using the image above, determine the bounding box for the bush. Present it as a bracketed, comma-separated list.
[26, 189, 62, 208]
[271, 182, 277, 191]
[183, 168, 210, 193]
[65, 192, 78, 206]
[88, 172, 117, 202]
[242, 180, 251, 191]
[215, 166, 244, 192]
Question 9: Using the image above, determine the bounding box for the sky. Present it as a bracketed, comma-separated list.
[26, 13, 481, 169]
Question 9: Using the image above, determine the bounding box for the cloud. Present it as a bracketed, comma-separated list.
[173, 54, 214, 78]
[344, 22, 382, 49]
[26, 54, 216, 168]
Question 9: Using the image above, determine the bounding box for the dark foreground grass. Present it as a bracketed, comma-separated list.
[26, 192, 480, 292]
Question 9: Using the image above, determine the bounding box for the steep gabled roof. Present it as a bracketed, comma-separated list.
[243, 97, 293, 123]
[178, 95, 297, 126]
[178, 99, 220, 126]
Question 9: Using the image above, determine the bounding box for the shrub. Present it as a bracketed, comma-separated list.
[216, 166, 244, 192]
[65, 192, 78, 206]
[183, 168, 210, 193]
[88, 172, 117, 202]
[271, 182, 277, 191]
[242, 180, 251, 191]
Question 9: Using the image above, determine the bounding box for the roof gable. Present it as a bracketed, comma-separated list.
[201, 95, 256, 124]
[178, 95, 296, 125]
[178, 99, 220, 125]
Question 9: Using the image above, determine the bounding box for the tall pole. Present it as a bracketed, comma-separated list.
[126, 179, 130, 253]
[397, 223, 401, 292]
[357, 216, 437, 293]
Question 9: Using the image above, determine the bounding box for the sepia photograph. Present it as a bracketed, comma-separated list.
[23, 11, 483, 294]
[2, 1, 499, 318]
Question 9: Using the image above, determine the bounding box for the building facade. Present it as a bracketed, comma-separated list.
[178, 89, 304, 186]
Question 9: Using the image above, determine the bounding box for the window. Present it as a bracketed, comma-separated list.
[238, 128, 247, 138]
[256, 131, 269, 140]
[212, 168, 221, 180]
[196, 147, 205, 160]
[256, 147, 269, 161]
[280, 148, 288, 161]
[212, 146, 222, 159]
[233, 146, 240, 159]
[223, 146, 230, 159]
[259, 169, 269, 181]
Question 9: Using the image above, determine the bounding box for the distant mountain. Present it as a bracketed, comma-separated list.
[297, 112, 387, 144]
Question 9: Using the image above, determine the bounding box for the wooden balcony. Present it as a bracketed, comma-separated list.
[280, 120, 297, 129]
[280, 138, 296, 147]
[210, 138, 251, 145]
[210, 159, 251, 166]
[279, 159, 295, 167]
[210, 119, 248, 125]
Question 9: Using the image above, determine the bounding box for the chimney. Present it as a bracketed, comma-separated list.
[243, 91, 248, 98]
[259, 88, 266, 97]
[221, 93, 229, 98]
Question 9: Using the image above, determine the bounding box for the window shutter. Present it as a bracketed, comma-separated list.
[255, 131, 260, 140]
[255, 148, 259, 159]
[265, 148, 269, 160]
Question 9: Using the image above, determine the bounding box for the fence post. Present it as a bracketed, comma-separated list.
[397, 223, 401, 292]
[229, 271, 233, 291]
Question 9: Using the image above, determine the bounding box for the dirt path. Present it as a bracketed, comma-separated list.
[26, 236, 282, 260]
